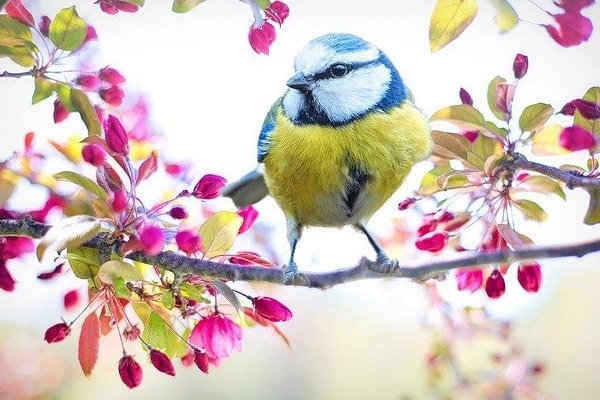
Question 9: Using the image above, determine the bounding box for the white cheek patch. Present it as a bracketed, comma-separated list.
[282, 90, 305, 121]
[314, 64, 391, 123]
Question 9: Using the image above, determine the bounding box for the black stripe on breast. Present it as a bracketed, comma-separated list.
[344, 164, 372, 217]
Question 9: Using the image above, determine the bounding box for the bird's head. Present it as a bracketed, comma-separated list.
[282, 33, 408, 126]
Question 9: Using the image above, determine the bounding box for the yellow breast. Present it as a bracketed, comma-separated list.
[263, 102, 431, 227]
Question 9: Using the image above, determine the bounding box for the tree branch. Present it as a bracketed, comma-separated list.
[2, 217, 600, 289]
[513, 156, 600, 189]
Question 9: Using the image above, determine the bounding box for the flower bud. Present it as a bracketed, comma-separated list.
[459, 88, 473, 105]
[248, 21, 276, 55]
[175, 230, 201, 255]
[149, 349, 176, 376]
[0, 262, 16, 291]
[99, 66, 126, 85]
[265, 1, 289, 25]
[252, 296, 293, 322]
[139, 224, 165, 256]
[39, 15, 51, 37]
[82, 144, 107, 167]
[103, 115, 129, 156]
[118, 355, 143, 389]
[517, 262, 542, 293]
[238, 205, 259, 234]
[559, 125, 596, 151]
[192, 174, 227, 199]
[512, 53, 528, 79]
[193, 349, 210, 374]
[571, 98, 600, 120]
[485, 269, 506, 299]
[415, 230, 449, 252]
[169, 206, 188, 219]
[456, 268, 483, 293]
[99, 85, 125, 106]
[53, 99, 69, 123]
[397, 197, 415, 211]
[44, 322, 71, 343]
[75, 74, 101, 91]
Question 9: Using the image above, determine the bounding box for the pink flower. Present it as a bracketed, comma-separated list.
[99, 66, 126, 85]
[37, 263, 64, 280]
[103, 115, 130, 156]
[5, 0, 35, 27]
[193, 349, 210, 374]
[82, 144, 107, 167]
[63, 289, 79, 310]
[109, 190, 129, 214]
[545, 12, 593, 47]
[512, 53, 528, 79]
[554, 0, 594, 12]
[252, 296, 292, 322]
[462, 131, 478, 143]
[397, 197, 416, 211]
[175, 230, 202, 255]
[559, 125, 596, 151]
[248, 21, 276, 55]
[189, 313, 243, 359]
[265, 1, 289, 25]
[39, 16, 51, 37]
[149, 349, 176, 376]
[237, 205, 259, 234]
[485, 269, 506, 299]
[0, 261, 16, 292]
[415, 230, 449, 252]
[44, 322, 71, 343]
[169, 206, 188, 220]
[459, 88, 473, 105]
[53, 99, 69, 123]
[118, 355, 143, 388]
[99, 85, 125, 106]
[75, 74, 102, 91]
[192, 174, 227, 199]
[570, 99, 600, 120]
[96, 0, 139, 14]
[517, 262, 542, 293]
[456, 268, 483, 293]
[139, 224, 165, 256]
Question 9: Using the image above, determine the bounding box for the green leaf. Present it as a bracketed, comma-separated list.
[65, 246, 101, 279]
[53, 170, 108, 201]
[430, 130, 471, 162]
[71, 88, 101, 136]
[584, 188, 600, 225]
[519, 103, 554, 133]
[113, 276, 132, 299]
[429, 0, 479, 52]
[125, 0, 145, 5]
[54, 83, 75, 111]
[469, 134, 502, 169]
[32, 76, 54, 104]
[78, 312, 100, 378]
[0, 15, 37, 66]
[487, 76, 508, 121]
[162, 290, 176, 309]
[531, 124, 570, 156]
[172, 0, 206, 13]
[516, 175, 566, 200]
[49, 6, 86, 51]
[512, 199, 547, 222]
[419, 166, 454, 195]
[198, 211, 243, 258]
[212, 280, 243, 316]
[143, 311, 169, 350]
[574, 87, 600, 137]
[36, 215, 101, 261]
[98, 260, 145, 284]
[489, 0, 518, 32]
[430, 104, 487, 131]
[180, 283, 206, 303]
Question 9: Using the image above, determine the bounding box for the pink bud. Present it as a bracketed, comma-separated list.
[461, 131, 478, 143]
[39, 15, 51, 37]
[44, 322, 71, 343]
[189, 313, 243, 359]
[53, 99, 69, 123]
[237, 205, 259, 234]
[175, 230, 201, 255]
[37, 263, 64, 280]
[149, 349, 176, 376]
[554, 0, 594, 12]
[82, 144, 107, 167]
[139, 224, 165, 256]
[193, 349, 210, 374]
[252, 296, 293, 322]
[5, 0, 35, 27]
[559, 125, 596, 151]
[110, 189, 129, 214]
[559, 101, 577, 116]
[75, 74, 101, 91]
[116, 0, 139, 13]
[459, 88, 473, 105]
[99, 85, 125, 106]
[512, 53, 528, 79]
[517, 262, 542, 293]
[63, 289, 79, 310]
[397, 197, 416, 211]
[545, 12, 593, 47]
[98, 0, 118, 14]
[265, 1, 289, 25]
[571, 99, 600, 120]
[169, 206, 188, 219]
[248, 21, 276, 55]
[192, 174, 227, 199]
[103, 115, 130, 156]
[485, 269, 506, 299]
[415, 230, 449, 252]
[456, 268, 483, 293]
[118, 355, 143, 389]
[0, 262, 16, 292]
[84, 26, 98, 43]
[99, 66, 126, 85]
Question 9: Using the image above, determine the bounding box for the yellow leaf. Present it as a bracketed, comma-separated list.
[490, 0, 518, 33]
[429, 0, 479, 52]
[98, 260, 145, 284]
[531, 124, 570, 156]
[0, 169, 19, 207]
[49, 135, 85, 163]
[198, 211, 243, 259]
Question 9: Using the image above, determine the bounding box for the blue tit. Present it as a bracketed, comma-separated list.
[222, 33, 431, 284]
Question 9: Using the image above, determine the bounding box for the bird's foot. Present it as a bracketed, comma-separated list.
[283, 262, 310, 285]
[368, 253, 400, 274]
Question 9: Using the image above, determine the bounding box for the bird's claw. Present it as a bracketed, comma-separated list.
[283, 263, 310, 285]
[368, 254, 399, 274]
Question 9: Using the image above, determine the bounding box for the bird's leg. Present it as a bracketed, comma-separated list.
[356, 222, 399, 273]
[283, 220, 309, 285]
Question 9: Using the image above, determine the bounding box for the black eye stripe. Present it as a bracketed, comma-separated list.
[312, 60, 379, 81]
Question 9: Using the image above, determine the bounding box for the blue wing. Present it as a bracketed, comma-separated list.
[257, 98, 282, 163]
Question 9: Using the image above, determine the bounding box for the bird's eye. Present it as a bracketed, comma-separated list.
[330, 63, 349, 78]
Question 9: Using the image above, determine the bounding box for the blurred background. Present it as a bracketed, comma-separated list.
[1, 0, 600, 398]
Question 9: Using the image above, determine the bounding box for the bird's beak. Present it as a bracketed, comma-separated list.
[286, 72, 314, 91]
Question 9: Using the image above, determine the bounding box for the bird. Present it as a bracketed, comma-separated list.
[222, 33, 432, 284]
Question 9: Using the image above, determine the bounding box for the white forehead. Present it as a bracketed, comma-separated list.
[294, 41, 380, 74]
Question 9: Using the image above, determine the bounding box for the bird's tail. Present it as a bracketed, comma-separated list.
[221, 168, 269, 208]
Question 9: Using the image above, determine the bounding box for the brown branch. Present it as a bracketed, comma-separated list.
[513, 156, 600, 189]
[2, 217, 600, 289]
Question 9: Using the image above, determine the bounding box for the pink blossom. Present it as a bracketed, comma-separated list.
[0, 261, 16, 292]
[485, 269, 506, 299]
[99, 85, 125, 106]
[193, 349, 210, 374]
[118, 355, 143, 388]
[37, 263, 64, 280]
[139, 224, 165, 256]
[169, 206, 188, 220]
[248, 21, 276, 55]
[99, 66, 126, 85]
[237, 205, 258, 234]
[63, 289, 80, 310]
[265, 1, 289, 25]
[189, 313, 243, 359]
[252, 296, 292, 322]
[456, 268, 483, 293]
[570, 99, 600, 119]
[545, 12, 593, 47]
[459, 88, 473, 105]
[103, 115, 130, 156]
[75, 74, 102, 91]
[39, 16, 51, 37]
[397, 197, 416, 210]
[192, 174, 227, 199]
[415, 230, 449, 252]
[512, 53, 528, 79]
[110, 190, 129, 214]
[517, 262, 542, 293]
[149, 349, 176, 376]
[175, 230, 202, 255]
[53, 99, 69, 123]
[44, 322, 71, 343]
[559, 125, 596, 151]
[5, 0, 35, 27]
[96, 0, 139, 14]
[82, 144, 107, 167]
[554, 0, 594, 12]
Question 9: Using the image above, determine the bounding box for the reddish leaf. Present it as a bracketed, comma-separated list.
[78, 312, 100, 377]
[136, 150, 158, 184]
[5, 0, 35, 27]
